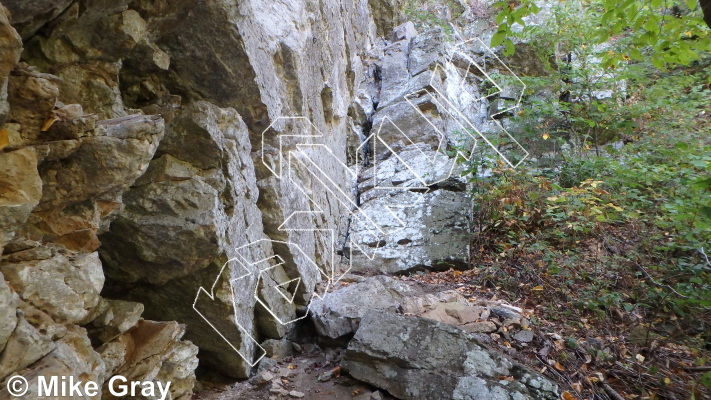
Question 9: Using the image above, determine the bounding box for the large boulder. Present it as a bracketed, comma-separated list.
[343, 312, 560, 400]
[0, 250, 103, 324]
[310, 276, 417, 340]
[349, 187, 470, 274]
[98, 320, 198, 400]
[17, 113, 165, 253]
[99, 101, 280, 378]
[0, 325, 105, 400]
[0, 300, 67, 380]
[312, 275, 535, 345]
[1, 0, 74, 39]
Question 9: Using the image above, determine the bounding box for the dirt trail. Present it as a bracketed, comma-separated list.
[193, 346, 393, 400]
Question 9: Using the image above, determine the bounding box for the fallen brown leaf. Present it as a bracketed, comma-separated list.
[561, 391, 578, 400]
[41, 115, 58, 132]
[0, 129, 8, 150]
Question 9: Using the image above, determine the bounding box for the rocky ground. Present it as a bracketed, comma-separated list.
[193, 274, 559, 400]
[195, 346, 393, 400]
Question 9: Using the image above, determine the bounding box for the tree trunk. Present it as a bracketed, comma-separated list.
[701, 0, 711, 28]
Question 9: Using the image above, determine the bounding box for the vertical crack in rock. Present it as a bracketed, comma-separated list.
[347, 25, 473, 276]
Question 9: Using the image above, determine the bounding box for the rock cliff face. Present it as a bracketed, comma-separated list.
[0, 0, 406, 395]
[0, 0, 557, 398]
[0, 1, 201, 394]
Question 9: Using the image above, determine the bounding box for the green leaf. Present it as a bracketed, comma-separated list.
[503, 39, 516, 56]
[691, 177, 711, 190]
[631, 18, 643, 31]
[612, 20, 627, 34]
[652, 57, 666, 70]
[639, 30, 655, 45]
[644, 18, 659, 34]
[626, 5, 637, 22]
[491, 30, 507, 47]
[495, 11, 507, 25]
[687, 0, 697, 10]
[702, 205, 711, 219]
[701, 371, 711, 389]
[620, 0, 636, 9]
[596, 30, 611, 44]
[601, 9, 615, 24]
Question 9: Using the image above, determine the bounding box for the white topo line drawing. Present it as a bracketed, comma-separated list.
[194, 38, 530, 367]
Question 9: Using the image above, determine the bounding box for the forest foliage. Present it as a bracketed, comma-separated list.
[407, 0, 711, 397]
[475, 1, 711, 398]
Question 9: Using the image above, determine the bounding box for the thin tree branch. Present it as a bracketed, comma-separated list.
[699, 247, 711, 270]
[635, 262, 688, 299]
[600, 382, 626, 400]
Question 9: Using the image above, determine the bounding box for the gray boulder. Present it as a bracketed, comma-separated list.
[310, 276, 416, 340]
[349, 188, 470, 274]
[343, 312, 559, 400]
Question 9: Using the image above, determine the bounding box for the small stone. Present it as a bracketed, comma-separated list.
[371, 391, 384, 400]
[513, 330, 535, 343]
[252, 371, 273, 385]
[291, 342, 303, 353]
[445, 304, 481, 324]
[461, 321, 497, 333]
[317, 368, 338, 382]
[257, 357, 278, 373]
[585, 337, 605, 350]
[479, 308, 491, 320]
[491, 306, 522, 320]
[262, 338, 294, 358]
[390, 21, 418, 41]
[301, 342, 317, 353]
[289, 390, 305, 398]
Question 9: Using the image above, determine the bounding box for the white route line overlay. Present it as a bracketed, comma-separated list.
[193, 38, 529, 367]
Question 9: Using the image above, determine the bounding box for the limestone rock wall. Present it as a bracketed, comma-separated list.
[0, 0, 403, 393]
[346, 25, 517, 275]
[0, 2, 201, 395]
